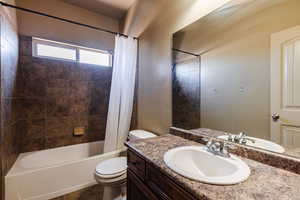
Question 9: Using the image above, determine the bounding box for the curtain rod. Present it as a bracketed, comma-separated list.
[0, 1, 138, 40]
[172, 48, 200, 57]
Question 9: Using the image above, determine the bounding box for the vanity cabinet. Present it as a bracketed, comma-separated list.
[127, 149, 198, 200]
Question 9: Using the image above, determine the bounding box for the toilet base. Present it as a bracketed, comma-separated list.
[102, 185, 126, 200]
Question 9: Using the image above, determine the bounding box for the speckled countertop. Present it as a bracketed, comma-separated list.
[126, 134, 300, 200]
[190, 128, 300, 159]
[190, 128, 227, 138]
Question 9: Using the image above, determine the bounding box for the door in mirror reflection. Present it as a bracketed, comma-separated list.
[271, 26, 300, 150]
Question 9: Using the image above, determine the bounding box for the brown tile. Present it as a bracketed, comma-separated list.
[20, 137, 44, 153]
[87, 115, 106, 141]
[69, 81, 89, 115]
[46, 98, 70, 117]
[21, 59, 47, 80]
[46, 117, 72, 139]
[69, 63, 90, 81]
[69, 115, 88, 129]
[69, 81, 89, 98]
[46, 87, 70, 117]
[69, 102, 88, 116]
[172, 66, 200, 129]
[17, 98, 46, 120]
[90, 66, 112, 81]
[88, 81, 110, 116]
[45, 135, 83, 149]
[47, 79, 70, 88]
[19, 55, 32, 65]
[10, 35, 114, 154]
[19, 35, 32, 56]
[44, 58, 71, 80]
[16, 56, 48, 98]
[17, 76, 46, 98]
[2, 123, 20, 174]
[2, 98, 13, 126]
[18, 119, 45, 140]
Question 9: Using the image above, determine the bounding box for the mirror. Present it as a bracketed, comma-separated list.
[172, 0, 300, 158]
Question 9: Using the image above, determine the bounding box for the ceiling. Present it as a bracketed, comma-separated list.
[62, 0, 136, 19]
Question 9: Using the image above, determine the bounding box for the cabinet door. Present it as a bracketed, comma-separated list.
[127, 170, 158, 200]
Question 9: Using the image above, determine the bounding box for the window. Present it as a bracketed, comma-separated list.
[36, 43, 76, 61]
[79, 49, 110, 66]
[32, 37, 112, 67]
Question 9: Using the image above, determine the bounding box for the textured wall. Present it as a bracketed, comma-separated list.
[16, 35, 112, 152]
[0, 1, 19, 200]
[136, 0, 231, 135]
[16, 0, 119, 52]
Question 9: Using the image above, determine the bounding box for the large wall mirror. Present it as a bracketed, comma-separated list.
[172, 0, 300, 158]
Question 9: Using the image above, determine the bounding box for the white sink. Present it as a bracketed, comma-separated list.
[218, 135, 285, 153]
[164, 146, 250, 185]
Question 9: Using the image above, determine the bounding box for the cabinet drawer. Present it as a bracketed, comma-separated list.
[146, 163, 197, 200]
[128, 150, 146, 180]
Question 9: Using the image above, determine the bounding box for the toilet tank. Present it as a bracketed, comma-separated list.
[128, 130, 157, 140]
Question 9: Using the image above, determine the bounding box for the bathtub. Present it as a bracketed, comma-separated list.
[5, 141, 124, 200]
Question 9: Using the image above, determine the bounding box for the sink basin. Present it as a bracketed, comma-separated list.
[218, 135, 285, 153]
[164, 146, 250, 185]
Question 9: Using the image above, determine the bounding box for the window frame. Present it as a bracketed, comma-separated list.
[32, 37, 113, 67]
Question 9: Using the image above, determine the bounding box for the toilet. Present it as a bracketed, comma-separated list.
[95, 130, 157, 200]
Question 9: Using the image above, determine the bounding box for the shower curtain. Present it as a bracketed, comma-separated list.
[104, 35, 138, 153]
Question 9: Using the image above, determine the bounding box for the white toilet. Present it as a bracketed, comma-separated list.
[95, 130, 157, 200]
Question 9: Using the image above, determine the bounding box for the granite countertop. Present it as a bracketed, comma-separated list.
[191, 128, 300, 159]
[126, 134, 300, 200]
[190, 128, 228, 138]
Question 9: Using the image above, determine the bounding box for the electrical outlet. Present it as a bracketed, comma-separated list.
[74, 127, 85, 136]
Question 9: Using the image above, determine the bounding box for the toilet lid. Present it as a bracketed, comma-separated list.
[95, 157, 127, 178]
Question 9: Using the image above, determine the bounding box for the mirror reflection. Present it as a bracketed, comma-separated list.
[172, 0, 300, 158]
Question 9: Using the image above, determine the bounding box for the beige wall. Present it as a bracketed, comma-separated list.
[16, 0, 119, 51]
[135, 0, 232, 135]
[121, 0, 167, 37]
[174, 0, 300, 139]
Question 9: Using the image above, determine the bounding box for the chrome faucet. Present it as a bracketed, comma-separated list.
[228, 132, 256, 145]
[206, 139, 234, 158]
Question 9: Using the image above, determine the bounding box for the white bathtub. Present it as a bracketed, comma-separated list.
[5, 141, 124, 200]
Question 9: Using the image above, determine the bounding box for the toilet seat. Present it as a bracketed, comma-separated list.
[95, 157, 127, 179]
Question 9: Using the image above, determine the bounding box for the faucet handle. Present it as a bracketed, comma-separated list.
[206, 138, 213, 146]
[220, 142, 236, 157]
[210, 141, 221, 152]
[227, 134, 234, 142]
[239, 132, 246, 137]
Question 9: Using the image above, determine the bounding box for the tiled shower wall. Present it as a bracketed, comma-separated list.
[0, 2, 19, 200]
[16, 35, 112, 153]
[172, 57, 201, 129]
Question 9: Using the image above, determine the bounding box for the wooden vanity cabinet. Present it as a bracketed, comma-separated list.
[127, 149, 198, 200]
